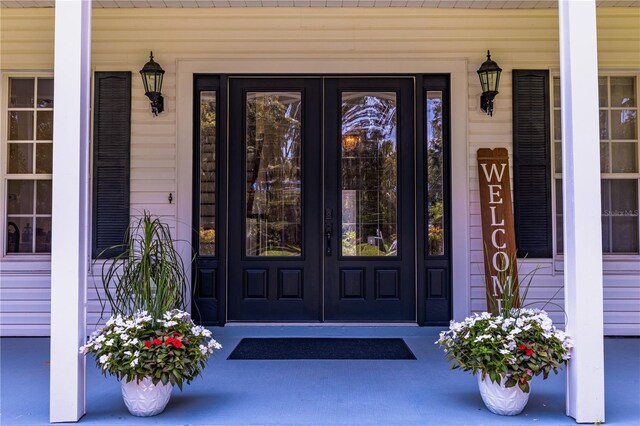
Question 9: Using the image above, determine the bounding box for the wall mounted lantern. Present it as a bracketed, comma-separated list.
[477, 50, 502, 117]
[139, 51, 165, 116]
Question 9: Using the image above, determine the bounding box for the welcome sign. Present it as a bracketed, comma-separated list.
[477, 148, 519, 312]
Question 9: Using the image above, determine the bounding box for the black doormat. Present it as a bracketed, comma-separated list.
[227, 338, 416, 360]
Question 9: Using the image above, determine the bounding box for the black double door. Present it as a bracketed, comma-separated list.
[228, 77, 415, 322]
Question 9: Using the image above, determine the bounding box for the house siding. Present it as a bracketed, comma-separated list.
[1, 7, 639, 336]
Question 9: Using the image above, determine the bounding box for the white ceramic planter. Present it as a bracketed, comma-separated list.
[477, 374, 530, 416]
[120, 376, 172, 417]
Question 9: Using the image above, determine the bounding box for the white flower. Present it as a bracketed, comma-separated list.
[199, 344, 208, 355]
[99, 354, 111, 365]
[124, 351, 132, 356]
[164, 320, 178, 327]
[95, 335, 106, 343]
[509, 327, 522, 336]
[522, 324, 532, 331]
[130, 358, 139, 368]
[499, 349, 511, 355]
[207, 339, 222, 350]
[105, 339, 114, 347]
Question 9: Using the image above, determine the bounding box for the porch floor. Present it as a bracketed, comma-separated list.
[1, 327, 639, 425]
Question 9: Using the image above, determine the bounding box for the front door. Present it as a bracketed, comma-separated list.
[226, 77, 415, 322]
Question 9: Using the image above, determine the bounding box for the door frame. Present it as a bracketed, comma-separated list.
[179, 60, 469, 325]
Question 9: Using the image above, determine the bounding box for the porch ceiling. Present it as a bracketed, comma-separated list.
[2, 0, 639, 8]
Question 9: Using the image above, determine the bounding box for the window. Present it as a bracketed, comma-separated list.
[3, 76, 53, 254]
[553, 75, 639, 255]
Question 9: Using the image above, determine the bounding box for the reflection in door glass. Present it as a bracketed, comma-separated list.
[199, 91, 216, 256]
[245, 92, 302, 256]
[341, 92, 398, 257]
[426, 91, 445, 256]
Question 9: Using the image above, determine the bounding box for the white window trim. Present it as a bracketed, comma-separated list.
[0, 71, 54, 266]
[550, 69, 640, 274]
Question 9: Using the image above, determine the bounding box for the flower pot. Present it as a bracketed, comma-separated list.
[477, 374, 530, 416]
[120, 376, 172, 417]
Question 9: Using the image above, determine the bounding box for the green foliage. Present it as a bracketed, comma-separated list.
[81, 310, 221, 390]
[436, 309, 573, 393]
[98, 212, 192, 322]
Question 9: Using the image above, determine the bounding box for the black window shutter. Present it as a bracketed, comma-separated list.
[513, 70, 552, 258]
[92, 72, 131, 258]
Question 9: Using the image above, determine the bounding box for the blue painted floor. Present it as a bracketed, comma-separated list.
[1, 327, 639, 425]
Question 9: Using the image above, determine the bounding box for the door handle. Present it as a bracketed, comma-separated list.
[325, 223, 332, 256]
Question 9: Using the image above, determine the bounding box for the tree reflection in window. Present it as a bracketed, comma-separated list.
[245, 92, 302, 257]
[426, 91, 445, 256]
[341, 92, 398, 257]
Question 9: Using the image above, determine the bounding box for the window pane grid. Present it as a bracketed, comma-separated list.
[5, 76, 53, 255]
[551, 75, 640, 255]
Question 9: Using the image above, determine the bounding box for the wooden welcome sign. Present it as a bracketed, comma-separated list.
[477, 148, 519, 312]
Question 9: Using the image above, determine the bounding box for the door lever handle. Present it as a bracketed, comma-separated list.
[325, 224, 332, 256]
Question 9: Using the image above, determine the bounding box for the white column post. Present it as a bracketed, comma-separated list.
[50, 0, 91, 422]
[558, 0, 605, 423]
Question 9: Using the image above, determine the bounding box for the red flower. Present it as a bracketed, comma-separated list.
[525, 348, 534, 357]
[172, 331, 182, 337]
[153, 338, 162, 346]
[172, 339, 182, 349]
[144, 340, 152, 348]
[520, 377, 528, 384]
[165, 337, 174, 345]
[518, 343, 526, 351]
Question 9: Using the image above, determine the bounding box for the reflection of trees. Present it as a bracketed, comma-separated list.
[36, 111, 53, 140]
[246, 94, 302, 256]
[341, 94, 397, 255]
[199, 96, 216, 256]
[426, 96, 444, 255]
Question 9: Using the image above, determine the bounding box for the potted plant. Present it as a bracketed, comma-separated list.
[80, 309, 221, 416]
[82, 212, 222, 416]
[436, 263, 573, 416]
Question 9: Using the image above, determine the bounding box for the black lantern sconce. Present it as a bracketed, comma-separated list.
[477, 50, 502, 117]
[139, 51, 165, 116]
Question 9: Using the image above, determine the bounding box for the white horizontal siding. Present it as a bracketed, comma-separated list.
[1, 7, 639, 336]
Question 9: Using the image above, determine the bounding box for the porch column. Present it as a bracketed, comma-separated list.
[558, 0, 605, 423]
[50, 0, 91, 422]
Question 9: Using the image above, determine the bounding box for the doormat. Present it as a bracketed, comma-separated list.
[227, 338, 416, 360]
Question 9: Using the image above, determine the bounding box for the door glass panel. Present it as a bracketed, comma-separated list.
[341, 91, 398, 257]
[426, 91, 444, 256]
[245, 92, 302, 257]
[199, 91, 217, 256]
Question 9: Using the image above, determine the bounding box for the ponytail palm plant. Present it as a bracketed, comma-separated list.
[99, 212, 192, 322]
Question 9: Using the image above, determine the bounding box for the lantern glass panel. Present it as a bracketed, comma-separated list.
[145, 73, 156, 94]
[156, 72, 164, 94]
[479, 73, 489, 93]
[486, 71, 498, 92]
